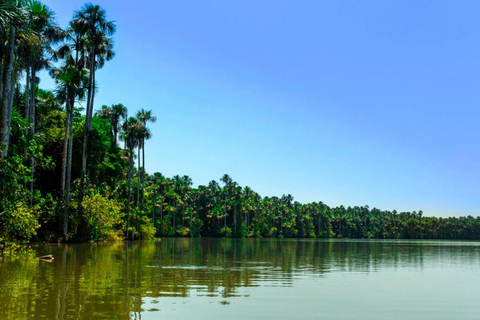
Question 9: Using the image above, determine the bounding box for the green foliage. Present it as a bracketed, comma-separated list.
[81, 191, 124, 241]
[220, 226, 232, 237]
[0, 152, 41, 242]
[146, 173, 480, 241]
[127, 210, 155, 240]
[0, 202, 40, 242]
[1, 1, 479, 245]
[0, 242, 35, 260]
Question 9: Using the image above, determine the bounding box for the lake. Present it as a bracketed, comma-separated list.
[0, 238, 479, 319]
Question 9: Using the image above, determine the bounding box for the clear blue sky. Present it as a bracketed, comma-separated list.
[41, 0, 480, 217]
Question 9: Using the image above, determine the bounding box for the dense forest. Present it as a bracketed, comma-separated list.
[1, 1, 479, 244]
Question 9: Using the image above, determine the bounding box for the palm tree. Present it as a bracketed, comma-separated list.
[51, 60, 88, 239]
[136, 125, 151, 209]
[96, 103, 127, 146]
[136, 109, 156, 208]
[111, 103, 127, 145]
[73, 4, 115, 202]
[54, 23, 88, 189]
[23, 0, 63, 204]
[0, 0, 21, 34]
[51, 22, 90, 239]
[56, 20, 89, 71]
[96, 104, 111, 119]
[0, 0, 23, 159]
[120, 116, 142, 239]
[0, 23, 16, 159]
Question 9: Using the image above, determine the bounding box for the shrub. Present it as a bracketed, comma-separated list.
[0, 202, 40, 242]
[82, 191, 124, 241]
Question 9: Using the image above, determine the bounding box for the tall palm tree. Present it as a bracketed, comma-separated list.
[23, 1, 63, 205]
[111, 103, 127, 146]
[56, 20, 89, 71]
[120, 116, 142, 239]
[0, 23, 16, 159]
[73, 3, 115, 202]
[0, 0, 23, 159]
[51, 25, 89, 239]
[55, 23, 88, 191]
[136, 109, 156, 208]
[135, 125, 152, 209]
[52, 62, 89, 239]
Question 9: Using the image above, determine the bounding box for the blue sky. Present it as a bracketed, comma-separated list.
[41, 0, 480, 217]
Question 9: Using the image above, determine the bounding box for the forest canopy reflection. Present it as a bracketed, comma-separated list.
[1, 239, 479, 319]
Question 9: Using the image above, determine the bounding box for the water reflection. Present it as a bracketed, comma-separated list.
[0, 239, 479, 319]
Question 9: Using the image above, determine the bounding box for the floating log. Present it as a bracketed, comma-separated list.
[36, 254, 54, 261]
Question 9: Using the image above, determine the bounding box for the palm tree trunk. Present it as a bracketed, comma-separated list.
[90, 58, 96, 123]
[173, 201, 176, 235]
[160, 201, 163, 235]
[63, 101, 74, 240]
[29, 68, 36, 206]
[5, 71, 16, 157]
[0, 56, 4, 99]
[152, 193, 156, 229]
[224, 195, 227, 230]
[79, 50, 96, 204]
[80, 93, 91, 184]
[6, 72, 18, 155]
[0, 27, 15, 159]
[136, 145, 141, 209]
[190, 209, 193, 237]
[182, 203, 185, 227]
[234, 204, 237, 236]
[61, 91, 70, 191]
[61, 116, 69, 191]
[141, 139, 145, 209]
[113, 125, 118, 146]
[25, 66, 30, 119]
[126, 147, 134, 240]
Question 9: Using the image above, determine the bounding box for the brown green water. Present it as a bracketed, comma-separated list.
[0, 238, 479, 319]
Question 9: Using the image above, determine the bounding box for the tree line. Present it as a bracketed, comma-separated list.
[0, 1, 479, 243]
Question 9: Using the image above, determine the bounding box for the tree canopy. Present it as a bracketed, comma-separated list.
[0, 1, 479, 244]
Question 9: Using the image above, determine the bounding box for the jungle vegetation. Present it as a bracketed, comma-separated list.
[1, 1, 479, 244]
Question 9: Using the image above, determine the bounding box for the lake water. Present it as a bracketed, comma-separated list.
[0, 238, 479, 319]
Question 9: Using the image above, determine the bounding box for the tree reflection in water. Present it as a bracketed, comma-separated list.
[0, 238, 479, 319]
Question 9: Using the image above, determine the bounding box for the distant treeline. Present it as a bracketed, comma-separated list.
[132, 173, 480, 241]
[0, 1, 479, 244]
